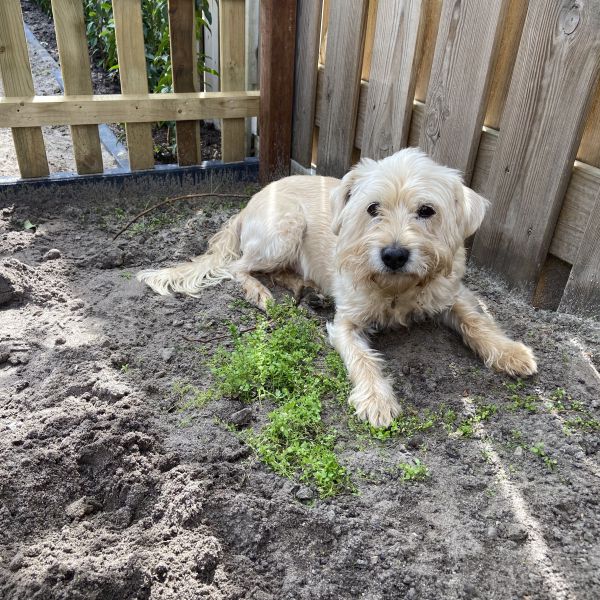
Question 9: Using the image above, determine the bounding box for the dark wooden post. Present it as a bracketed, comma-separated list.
[259, 0, 297, 183]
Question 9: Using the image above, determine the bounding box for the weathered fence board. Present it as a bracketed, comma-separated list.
[578, 85, 600, 169]
[168, 0, 202, 166]
[259, 0, 297, 182]
[414, 0, 442, 102]
[471, 0, 600, 293]
[317, 0, 369, 178]
[560, 189, 600, 315]
[361, 0, 425, 160]
[419, 0, 507, 183]
[0, 0, 49, 178]
[220, 0, 246, 162]
[0, 93, 260, 127]
[483, 0, 527, 130]
[52, 0, 103, 175]
[113, 0, 155, 171]
[291, 0, 322, 168]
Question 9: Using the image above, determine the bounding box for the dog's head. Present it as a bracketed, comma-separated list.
[330, 148, 489, 282]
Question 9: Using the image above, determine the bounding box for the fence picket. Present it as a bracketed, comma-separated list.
[168, 0, 202, 166]
[317, 0, 369, 178]
[291, 0, 322, 168]
[113, 0, 154, 171]
[0, 0, 49, 178]
[361, 0, 425, 160]
[471, 0, 600, 293]
[419, 0, 507, 182]
[559, 190, 600, 315]
[577, 85, 600, 169]
[220, 0, 246, 162]
[51, 0, 103, 175]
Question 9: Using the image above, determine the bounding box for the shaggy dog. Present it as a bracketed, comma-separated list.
[138, 148, 537, 427]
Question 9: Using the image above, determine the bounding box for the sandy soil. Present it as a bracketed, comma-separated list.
[1, 181, 600, 599]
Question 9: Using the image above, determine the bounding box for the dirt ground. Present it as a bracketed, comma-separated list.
[1, 180, 600, 600]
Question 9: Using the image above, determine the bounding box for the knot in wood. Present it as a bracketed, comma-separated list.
[560, 5, 580, 35]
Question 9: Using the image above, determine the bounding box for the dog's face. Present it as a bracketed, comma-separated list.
[330, 148, 488, 282]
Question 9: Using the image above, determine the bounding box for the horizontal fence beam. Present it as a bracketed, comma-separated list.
[0, 92, 260, 128]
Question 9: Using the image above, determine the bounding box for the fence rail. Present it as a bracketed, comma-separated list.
[0, 0, 258, 177]
[294, 0, 600, 317]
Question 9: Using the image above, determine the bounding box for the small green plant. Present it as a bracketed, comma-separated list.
[173, 380, 213, 409]
[398, 459, 429, 482]
[120, 271, 133, 280]
[529, 442, 557, 471]
[454, 401, 498, 438]
[563, 416, 600, 434]
[350, 409, 435, 441]
[120, 363, 130, 374]
[206, 299, 351, 497]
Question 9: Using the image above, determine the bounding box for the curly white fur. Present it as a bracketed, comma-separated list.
[138, 148, 537, 427]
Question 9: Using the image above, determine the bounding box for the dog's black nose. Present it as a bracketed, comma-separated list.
[381, 246, 410, 271]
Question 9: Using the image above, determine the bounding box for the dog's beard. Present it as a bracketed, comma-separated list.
[337, 238, 455, 287]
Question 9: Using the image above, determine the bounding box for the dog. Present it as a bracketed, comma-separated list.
[138, 148, 537, 427]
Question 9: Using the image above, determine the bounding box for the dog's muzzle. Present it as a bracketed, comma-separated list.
[381, 245, 410, 271]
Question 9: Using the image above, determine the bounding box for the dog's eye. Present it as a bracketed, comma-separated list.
[417, 205, 436, 219]
[367, 203, 380, 217]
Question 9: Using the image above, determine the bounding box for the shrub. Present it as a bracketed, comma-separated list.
[32, 0, 215, 93]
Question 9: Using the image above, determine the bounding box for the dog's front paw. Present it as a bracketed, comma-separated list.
[493, 342, 537, 378]
[349, 384, 401, 428]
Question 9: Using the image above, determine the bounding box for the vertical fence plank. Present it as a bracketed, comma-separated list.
[51, 0, 103, 175]
[360, 0, 379, 81]
[317, 0, 369, 178]
[259, 0, 297, 182]
[113, 0, 154, 171]
[577, 84, 600, 168]
[0, 0, 49, 178]
[471, 1, 600, 293]
[559, 190, 600, 316]
[483, 0, 527, 130]
[168, 0, 201, 166]
[413, 0, 442, 102]
[361, 0, 425, 160]
[220, 0, 246, 162]
[291, 0, 323, 168]
[419, 0, 507, 183]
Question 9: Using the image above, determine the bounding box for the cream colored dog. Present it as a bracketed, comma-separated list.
[138, 148, 537, 427]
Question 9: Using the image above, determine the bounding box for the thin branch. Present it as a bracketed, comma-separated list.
[182, 321, 272, 344]
[112, 192, 250, 241]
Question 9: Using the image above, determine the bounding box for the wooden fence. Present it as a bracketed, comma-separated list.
[0, 0, 259, 176]
[293, 0, 600, 317]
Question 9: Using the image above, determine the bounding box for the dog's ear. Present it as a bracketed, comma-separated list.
[460, 185, 490, 238]
[330, 170, 356, 235]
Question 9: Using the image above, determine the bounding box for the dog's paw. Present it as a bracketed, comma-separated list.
[349, 385, 401, 428]
[493, 342, 537, 378]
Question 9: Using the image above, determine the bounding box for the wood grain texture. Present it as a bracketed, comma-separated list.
[51, 0, 103, 174]
[220, 0, 246, 162]
[413, 0, 442, 102]
[483, 0, 527, 129]
[316, 0, 369, 178]
[361, 0, 425, 160]
[0, 92, 260, 127]
[577, 83, 600, 168]
[0, 0, 49, 178]
[113, 0, 154, 171]
[471, 0, 600, 293]
[168, 0, 201, 166]
[559, 188, 600, 316]
[360, 0, 378, 81]
[291, 0, 322, 168]
[419, 0, 507, 183]
[259, 0, 297, 182]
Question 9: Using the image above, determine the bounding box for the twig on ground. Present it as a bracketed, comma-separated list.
[112, 192, 250, 241]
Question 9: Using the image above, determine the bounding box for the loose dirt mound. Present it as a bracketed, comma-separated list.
[1, 185, 599, 599]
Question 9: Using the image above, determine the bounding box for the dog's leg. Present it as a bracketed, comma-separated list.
[233, 271, 273, 311]
[272, 271, 307, 301]
[440, 285, 537, 377]
[328, 316, 400, 428]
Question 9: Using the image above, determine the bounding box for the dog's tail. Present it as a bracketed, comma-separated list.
[137, 212, 243, 296]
